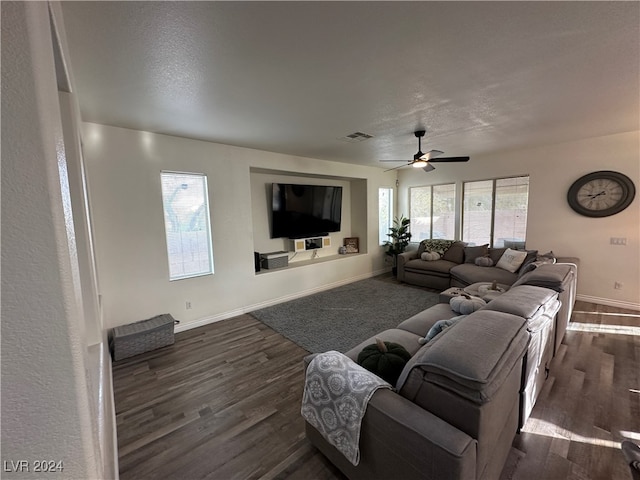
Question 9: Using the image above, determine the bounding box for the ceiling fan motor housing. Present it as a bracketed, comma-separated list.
[414, 130, 427, 160]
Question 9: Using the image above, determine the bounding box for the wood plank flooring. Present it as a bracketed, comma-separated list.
[112, 300, 639, 479]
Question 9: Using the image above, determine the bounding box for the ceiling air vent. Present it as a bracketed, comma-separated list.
[339, 131, 374, 143]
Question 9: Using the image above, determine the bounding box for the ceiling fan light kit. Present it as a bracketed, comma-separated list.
[412, 160, 428, 168]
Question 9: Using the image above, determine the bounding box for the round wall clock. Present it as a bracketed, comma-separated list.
[567, 170, 635, 217]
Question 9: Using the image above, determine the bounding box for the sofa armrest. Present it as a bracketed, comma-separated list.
[305, 388, 476, 480]
[555, 256, 579, 268]
[397, 250, 418, 282]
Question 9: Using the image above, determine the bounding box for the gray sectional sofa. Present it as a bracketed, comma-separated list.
[397, 239, 564, 290]
[303, 260, 578, 480]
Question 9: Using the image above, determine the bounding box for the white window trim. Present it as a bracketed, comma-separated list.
[409, 182, 456, 241]
[461, 174, 530, 248]
[161, 170, 214, 281]
[378, 186, 395, 246]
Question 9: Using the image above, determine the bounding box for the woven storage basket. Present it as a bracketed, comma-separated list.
[110, 313, 177, 361]
[260, 251, 288, 269]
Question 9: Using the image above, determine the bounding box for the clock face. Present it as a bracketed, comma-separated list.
[567, 171, 635, 217]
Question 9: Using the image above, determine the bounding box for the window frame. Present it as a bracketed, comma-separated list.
[160, 170, 214, 281]
[461, 174, 530, 248]
[378, 187, 394, 246]
[409, 182, 456, 242]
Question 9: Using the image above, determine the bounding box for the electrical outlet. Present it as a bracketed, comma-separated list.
[185, 301, 192, 310]
[610, 237, 627, 246]
[614, 282, 623, 290]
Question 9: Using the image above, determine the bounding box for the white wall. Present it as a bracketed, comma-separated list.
[1, 2, 105, 478]
[81, 123, 396, 330]
[398, 131, 640, 309]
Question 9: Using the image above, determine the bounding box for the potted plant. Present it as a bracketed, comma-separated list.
[384, 215, 412, 275]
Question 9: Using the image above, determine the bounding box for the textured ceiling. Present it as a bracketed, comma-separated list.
[60, 1, 640, 167]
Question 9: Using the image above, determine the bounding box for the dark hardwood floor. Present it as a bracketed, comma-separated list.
[112, 300, 639, 479]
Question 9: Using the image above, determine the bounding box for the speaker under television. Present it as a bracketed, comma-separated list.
[254, 251, 261, 272]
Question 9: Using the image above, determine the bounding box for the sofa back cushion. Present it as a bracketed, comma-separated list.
[511, 263, 573, 292]
[481, 285, 558, 326]
[397, 311, 528, 405]
[488, 248, 507, 265]
[464, 244, 489, 263]
[441, 240, 467, 263]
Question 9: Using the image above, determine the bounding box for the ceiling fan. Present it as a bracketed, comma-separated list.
[381, 130, 470, 172]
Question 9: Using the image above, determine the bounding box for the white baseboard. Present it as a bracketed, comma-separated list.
[175, 268, 390, 333]
[576, 294, 640, 312]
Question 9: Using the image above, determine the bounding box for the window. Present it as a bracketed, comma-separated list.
[462, 180, 493, 246]
[409, 183, 456, 241]
[378, 187, 393, 245]
[493, 177, 529, 248]
[161, 171, 214, 280]
[462, 176, 529, 247]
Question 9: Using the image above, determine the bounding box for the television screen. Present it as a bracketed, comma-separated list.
[271, 183, 343, 239]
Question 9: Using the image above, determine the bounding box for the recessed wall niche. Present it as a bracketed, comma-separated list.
[249, 167, 367, 269]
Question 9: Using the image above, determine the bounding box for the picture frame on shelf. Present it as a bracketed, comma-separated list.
[344, 237, 359, 254]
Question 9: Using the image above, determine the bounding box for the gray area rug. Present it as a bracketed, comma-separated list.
[250, 275, 440, 353]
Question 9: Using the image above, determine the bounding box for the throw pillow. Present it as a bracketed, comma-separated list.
[416, 240, 428, 257]
[496, 248, 528, 273]
[418, 239, 455, 256]
[418, 315, 467, 344]
[516, 249, 539, 275]
[464, 244, 489, 263]
[538, 251, 556, 263]
[519, 251, 556, 275]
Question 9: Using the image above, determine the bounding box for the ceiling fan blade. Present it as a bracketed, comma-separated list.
[422, 164, 436, 173]
[428, 156, 470, 163]
[418, 149, 444, 161]
[383, 164, 409, 172]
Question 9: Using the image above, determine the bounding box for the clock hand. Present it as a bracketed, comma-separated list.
[588, 191, 606, 199]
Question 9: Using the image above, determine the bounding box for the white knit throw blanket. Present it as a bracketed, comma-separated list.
[301, 351, 391, 466]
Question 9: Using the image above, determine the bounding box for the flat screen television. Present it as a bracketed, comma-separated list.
[271, 183, 343, 239]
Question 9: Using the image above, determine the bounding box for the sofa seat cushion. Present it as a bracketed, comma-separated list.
[396, 303, 459, 336]
[404, 258, 458, 277]
[450, 263, 518, 286]
[397, 311, 528, 404]
[345, 328, 422, 364]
